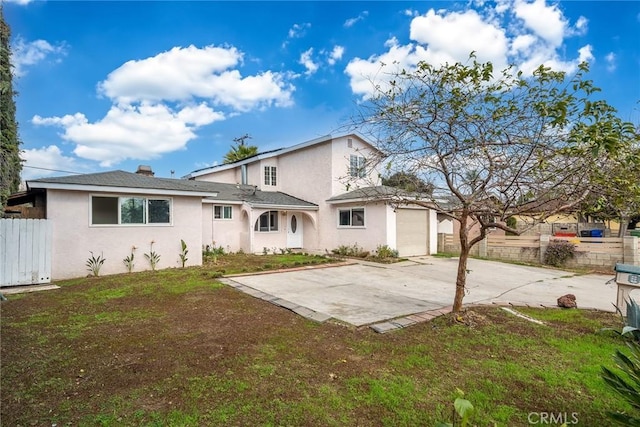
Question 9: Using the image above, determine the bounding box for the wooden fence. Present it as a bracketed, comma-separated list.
[0, 218, 52, 287]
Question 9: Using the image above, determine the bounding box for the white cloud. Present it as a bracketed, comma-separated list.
[4, 0, 34, 4]
[98, 45, 293, 110]
[12, 37, 67, 77]
[287, 22, 311, 39]
[573, 16, 588, 35]
[327, 45, 344, 65]
[34, 103, 225, 167]
[410, 8, 509, 67]
[20, 145, 79, 180]
[345, 1, 594, 98]
[33, 44, 296, 167]
[577, 45, 594, 64]
[299, 48, 319, 76]
[344, 11, 369, 28]
[513, 0, 567, 47]
[605, 52, 617, 72]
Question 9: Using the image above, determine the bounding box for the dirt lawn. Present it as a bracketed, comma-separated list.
[0, 257, 628, 426]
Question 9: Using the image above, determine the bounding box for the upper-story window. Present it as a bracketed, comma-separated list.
[91, 196, 171, 225]
[350, 155, 366, 178]
[214, 205, 232, 220]
[264, 166, 277, 186]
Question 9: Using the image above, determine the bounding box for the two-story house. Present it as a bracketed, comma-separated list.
[187, 133, 438, 258]
[10, 133, 437, 281]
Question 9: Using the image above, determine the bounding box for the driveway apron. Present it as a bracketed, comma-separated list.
[221, 257, 618, 329]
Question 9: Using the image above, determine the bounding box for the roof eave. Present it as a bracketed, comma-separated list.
[28, 182, 219, 197]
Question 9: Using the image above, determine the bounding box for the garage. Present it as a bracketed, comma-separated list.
[395, 208, 429, 257]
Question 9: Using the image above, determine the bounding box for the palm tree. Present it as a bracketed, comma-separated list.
[223, 134, 258, 164]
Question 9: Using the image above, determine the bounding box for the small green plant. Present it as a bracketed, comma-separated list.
[602, 298, 640, 342]
[375, 244, 399, 259]
[86, 251, 106, 277]
[436, 388, 476, 427]
[601, 340, 640, 425]
[331, 243, 368, 258]
[203, 243, 225, 264]
[179, 239, 189, 268]
[122, 246, 136, 273]
[543, 240, 576, 267]
[262, 247, 270, 255]
[144, 241, 161, 271]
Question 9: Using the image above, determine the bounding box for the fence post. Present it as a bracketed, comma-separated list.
[623, 236, 639, 266]
[437, 233, 445, 253]
[478, 237, 488, 258]
[540, 235, 550, 264]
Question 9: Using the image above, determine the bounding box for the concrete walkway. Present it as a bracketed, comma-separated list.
[221, 257, 619, 332]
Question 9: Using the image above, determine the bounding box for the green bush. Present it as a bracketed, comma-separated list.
[602, 340, 640, 425]
[543, 240, 576, 267]
[331, 243, 368, 258]
[375, 244, 399, 259]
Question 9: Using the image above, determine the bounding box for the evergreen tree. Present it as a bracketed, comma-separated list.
[0, 7, 23, 215]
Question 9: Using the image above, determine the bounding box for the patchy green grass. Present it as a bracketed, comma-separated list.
[203, 252, 335, 275]
[0, 259, 633, 426]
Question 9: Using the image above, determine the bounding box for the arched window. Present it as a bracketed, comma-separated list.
[255, 211, 278, 232]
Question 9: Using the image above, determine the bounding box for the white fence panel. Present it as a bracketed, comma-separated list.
[0, 219, 52, 287]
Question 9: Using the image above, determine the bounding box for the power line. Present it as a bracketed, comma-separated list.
[22, 165, 84, 175]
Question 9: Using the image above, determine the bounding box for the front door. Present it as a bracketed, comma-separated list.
[286, 212, 303, 248]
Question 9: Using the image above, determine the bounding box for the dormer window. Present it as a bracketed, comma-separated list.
[264, 166, 277, 186]
[350, 155, 366, 178]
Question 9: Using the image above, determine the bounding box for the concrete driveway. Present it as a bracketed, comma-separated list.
[221, 257, 618, 331]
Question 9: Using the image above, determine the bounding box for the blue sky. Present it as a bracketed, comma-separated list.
[5, 0, 640, 181]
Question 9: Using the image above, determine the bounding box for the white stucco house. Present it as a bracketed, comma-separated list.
[15, 133, 438, 280]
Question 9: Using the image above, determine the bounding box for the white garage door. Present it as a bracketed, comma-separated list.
[396, 208, 428, 257]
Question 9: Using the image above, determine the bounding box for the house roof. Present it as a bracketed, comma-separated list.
[27, 170, 318, 209]
[185, 132, 382, 179]
[326, 186, 432, 207]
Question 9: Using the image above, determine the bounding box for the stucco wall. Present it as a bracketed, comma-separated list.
[197, 167, 238, 184]
[201, 203, 244, 252]
[47, 189, 203, 280]
[326, 202, 388, 254]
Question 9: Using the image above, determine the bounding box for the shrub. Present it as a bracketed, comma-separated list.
[331, 243, 368, 258]
[203, 243, 225, 264]
[543, 240, 576, 267]
[601, 340, 640, 425]
[375, 244, 399, 259]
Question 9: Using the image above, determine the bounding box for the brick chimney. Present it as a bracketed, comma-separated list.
[135, 165, 154, 176]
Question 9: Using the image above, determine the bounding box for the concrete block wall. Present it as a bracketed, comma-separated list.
[437, 233, 639, 269]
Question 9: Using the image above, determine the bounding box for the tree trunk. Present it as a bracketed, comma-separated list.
[453, 213, 470, 313]
[619, 215, 630, 238]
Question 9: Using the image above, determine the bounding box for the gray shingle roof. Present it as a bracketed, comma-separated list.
[326, 186, 424, 202]
[28, 170, 317, 209]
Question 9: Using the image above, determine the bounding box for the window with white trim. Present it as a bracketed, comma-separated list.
[255, 210, 279, 232]
[264, 166, 277, 186]
[214, 205, 233, 220]
[91, 196, 171, 225]
[349, 155, 366, 178]
[338, 208, 365, 227]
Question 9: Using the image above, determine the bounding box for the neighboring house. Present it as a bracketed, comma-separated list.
[10, 133, 438, 281]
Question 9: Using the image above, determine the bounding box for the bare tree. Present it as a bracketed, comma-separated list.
[350, 55, 636, 313]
